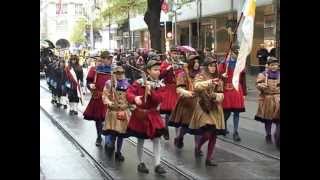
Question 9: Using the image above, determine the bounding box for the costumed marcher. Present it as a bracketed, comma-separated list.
[218, 47, 247, 142]
[254, 57, 280, 145]
[159, 47, 184, 140]
[126, 58, 167, 175]
[189, 56, 226, 166]
[169, 55, 201, 150]
[45, 52, 59, 105]
[83, 51, 113, 147]
[65, 55, 84, 115]
[54, 59, 68, 109]
[102, 66, 130, 161]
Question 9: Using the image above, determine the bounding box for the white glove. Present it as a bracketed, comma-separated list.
[89, 83, 96, 89]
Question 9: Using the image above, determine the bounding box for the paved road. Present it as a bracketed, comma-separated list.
[41, 83, 280, 180]
[40, 109, 104, 180]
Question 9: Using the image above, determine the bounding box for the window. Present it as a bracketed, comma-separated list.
[56, 3, 68, 15]
[56, 20, 68, 32]
[75, 4, 83, 15]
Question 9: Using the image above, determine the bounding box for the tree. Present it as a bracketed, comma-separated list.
[70, 17, 88, 45]
[100, 0, 147, 49]
[144, 0, 164, 52]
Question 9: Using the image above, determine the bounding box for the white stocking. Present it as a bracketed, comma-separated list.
[137, 138, 144, 163]
[152, 138, 161, 166]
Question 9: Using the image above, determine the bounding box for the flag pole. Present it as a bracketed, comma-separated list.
[223, 12, 244, 73]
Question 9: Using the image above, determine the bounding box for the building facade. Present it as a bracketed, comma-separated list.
[40, 0, 88, 45]
[129, 0, 277, 68]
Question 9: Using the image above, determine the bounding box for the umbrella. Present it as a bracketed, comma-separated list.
[55, 39, 70, 49]
[176, 45, 196, 53]
[40, 40, 49, 48]
[44, 40, 55, 49]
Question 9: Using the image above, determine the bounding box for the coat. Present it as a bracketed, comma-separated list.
[65, 65, 83, 103]
[218, 59, 247, 112]
[169, 69, 200, 127]
[159, 61, 183, 114]
[254, 71, 280, 123]
[83, 66, 112, 121]
[187, 72, 226, 135]
[102, 78, 130, 137]
[126, 78, 166, 139]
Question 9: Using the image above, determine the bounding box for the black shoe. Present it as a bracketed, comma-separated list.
[174, 137, 184, 149]
[73, 111, 78, 115]
[137, 163, 149, 174]
[205, 160, 218, 166]
[233, 132, 241, 142]
[115, 152, 125, 162]
[266, 134, 272, 144]
[95, 137, 102, 147]
[154, 165, 167, 174]
[163, 129, 170, 140]
[194, 148, 203, 157]
[63, 105, 67, 109]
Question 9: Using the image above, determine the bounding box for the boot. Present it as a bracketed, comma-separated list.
[154, 165, 167, 174]
[137, 163, 149, 174]
[233, 132, 241, 142]
[115, 152, 125, 162]
[194, 148, 203, 157]
[174, 137, 184, 149]
[265, 134, 272, 144]
[205, 159, 218, 166]
[95, 137, 102, 147]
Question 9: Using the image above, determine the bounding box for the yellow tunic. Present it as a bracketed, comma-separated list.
[102, 80, 130, 136]
[255, 73, 280, 123]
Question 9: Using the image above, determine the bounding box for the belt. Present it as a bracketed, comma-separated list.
[136, 107, 158, 113]
[108, 105, 129, 111]
[92, 90, 102, 99]
[224, 83, 234, 90]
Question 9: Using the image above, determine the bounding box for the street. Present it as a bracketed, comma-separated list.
[40, 79, 280, 180]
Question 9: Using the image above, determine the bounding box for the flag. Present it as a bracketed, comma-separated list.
[57, 0, 62, 15]
[232, 0, 256, 91]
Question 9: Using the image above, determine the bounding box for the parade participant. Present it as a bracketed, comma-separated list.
[126, 58, 167, 174]
[169, 55, 201, 149]
[54, 59, 68, 109]
[254, 57, 280, 144]
[188, 56, 225, 166]
[65, 55, 84, 115]
[83, 51, 113, 147]
[102, 66, 130, 161]
[159, 47, 183, 140]
[219, 47, 247, 142]
[45, 53, 58, 104]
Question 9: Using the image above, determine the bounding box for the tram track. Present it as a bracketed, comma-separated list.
[40, 106, 115, 180]
[41, 84, 279, 179]
[41, 84, 198, 180]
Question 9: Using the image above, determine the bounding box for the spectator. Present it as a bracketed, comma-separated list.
[256, 44, 269, 72]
